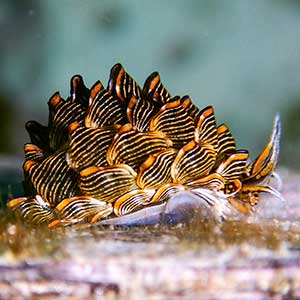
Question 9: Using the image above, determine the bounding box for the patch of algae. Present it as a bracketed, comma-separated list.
[1, 205, 300, 262]
[0, 209, 66, 261]
[173, 219, 298, 251]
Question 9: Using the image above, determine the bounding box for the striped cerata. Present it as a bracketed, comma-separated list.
[8, 63, 282, 227]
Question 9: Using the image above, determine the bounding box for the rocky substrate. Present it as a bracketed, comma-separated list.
[0, 169, 299, 300]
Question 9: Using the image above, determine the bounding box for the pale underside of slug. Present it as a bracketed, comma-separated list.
[7, 63, 282, 227]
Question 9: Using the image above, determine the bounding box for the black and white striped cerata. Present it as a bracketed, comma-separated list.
[8, 63, 283, 227]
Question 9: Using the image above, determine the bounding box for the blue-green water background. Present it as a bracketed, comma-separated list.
[0, 0, 300, 169]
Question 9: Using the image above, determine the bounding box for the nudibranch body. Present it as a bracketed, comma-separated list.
[8, 64, 282, 227]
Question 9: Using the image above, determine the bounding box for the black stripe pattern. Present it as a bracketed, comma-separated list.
[171, 140, 216, 184]
[195, 106, 218, 152]
[150, 97, 195, 149]
[127, 97, 158, 132]
[48, 93, 86, 150]
[8, 196, 57, 224]
[24, 151, 78, 206]
[137, 148, 177, 189]
[24, 144, 45, 163]
[114, 189, 154, 216]
[79, 164, 137, 203]
[55, 196, 113, 223]
[142, 72, 171, 105]
[67, 123, 120, 170]
[107, 63, 141, 104]
[107, 124, 173, 171]
[85, 82, 127, 128]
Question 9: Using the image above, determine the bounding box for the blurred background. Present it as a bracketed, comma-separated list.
[0, 0, 300, 170]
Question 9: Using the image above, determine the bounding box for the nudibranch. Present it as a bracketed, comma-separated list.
[7, 63, 282, 227]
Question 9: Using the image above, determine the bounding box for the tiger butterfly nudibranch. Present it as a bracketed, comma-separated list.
[7, 63, 282, 227]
